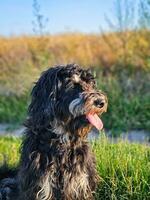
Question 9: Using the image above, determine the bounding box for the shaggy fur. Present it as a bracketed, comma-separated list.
[0, 64, 107, 200]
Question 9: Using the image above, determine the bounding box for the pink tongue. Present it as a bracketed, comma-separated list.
[86, 113, 103, 130]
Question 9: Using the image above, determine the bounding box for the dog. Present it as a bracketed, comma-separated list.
[0, 64, 107, 200]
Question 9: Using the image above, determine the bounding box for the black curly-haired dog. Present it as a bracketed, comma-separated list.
[0, 64, 107, 200]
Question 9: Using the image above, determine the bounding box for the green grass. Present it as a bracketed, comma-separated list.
[0, 136, 21, 167]
[0, 95, 28, 124]
[0, 135, 150, 199]
[97, 68, 150, 132]
[93, 136, 150, 199]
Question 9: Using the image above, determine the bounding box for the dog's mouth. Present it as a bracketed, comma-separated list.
[84, 98, 107, 131]
[86, 113, 103, 130]
[69, 94, 107, 131]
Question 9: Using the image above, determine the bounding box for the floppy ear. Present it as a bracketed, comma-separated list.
[28, 67, 62, 130]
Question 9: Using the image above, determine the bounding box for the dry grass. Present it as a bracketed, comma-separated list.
[0, 32, 149, 131]
[0, 32, 150, 95]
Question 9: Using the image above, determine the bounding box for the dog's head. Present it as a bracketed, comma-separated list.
[28, 64, 107, 138]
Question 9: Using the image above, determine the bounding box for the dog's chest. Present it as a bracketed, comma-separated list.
[47, 141, 91, 199]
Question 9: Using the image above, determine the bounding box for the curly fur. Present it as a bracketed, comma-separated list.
[0, 64, 107, 200]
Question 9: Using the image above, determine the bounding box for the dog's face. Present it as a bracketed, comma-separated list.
[29, 64, 107, 138]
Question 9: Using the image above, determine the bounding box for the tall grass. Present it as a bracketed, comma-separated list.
[0, 136, 150, 199]
[93, 135, 150, 199]
[0, 95, 28, 124]
[98, 70, 150, 131]
[0, 33, 149, 131]
[0, 33, 150, 96]
[0, 136, 20, 167]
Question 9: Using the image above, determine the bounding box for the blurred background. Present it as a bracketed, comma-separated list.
[0, 0, 150, 141]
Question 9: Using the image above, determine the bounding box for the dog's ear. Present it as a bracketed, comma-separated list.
[28, 67, 62, 129]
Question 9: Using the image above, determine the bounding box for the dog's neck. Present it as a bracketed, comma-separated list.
[48, 118, 92, 143]
[50, 119, 66, 135]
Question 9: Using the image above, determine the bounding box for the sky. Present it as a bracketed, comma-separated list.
[0, 0, 134, 36]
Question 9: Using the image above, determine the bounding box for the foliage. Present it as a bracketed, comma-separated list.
[139, 0, 150, 29]
[0, 33, 149, 131]
[0, 136, 150, 199]
[0, 95, 28, 124]
[97, 68, 150, 131]
[0, 33, 150, 96]
[93, 135, 150, 200]
[0, 66, 149, 131]
[0, 136, 21, 167]
[32, 0, 49, 35]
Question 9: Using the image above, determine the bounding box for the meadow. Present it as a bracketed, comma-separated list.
[0, 135, 150, 199]
[0, 32, 150, 199]
[0, 33, 150, 132]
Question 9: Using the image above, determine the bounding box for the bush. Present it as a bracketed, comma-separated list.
[0, 95, 28, 124]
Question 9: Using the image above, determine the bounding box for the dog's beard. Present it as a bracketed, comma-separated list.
[69, 97, 103, 130]
[69, 97, 84, 117]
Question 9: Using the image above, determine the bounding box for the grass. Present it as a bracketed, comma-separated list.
[0, 95, 28, 124]
[0, 135, 150, 199]
[0, 33, 150, 132]
[0, 67, 149, 132]
[93, 136, 150, 199]
[0, 32, 150, 96]
[98, 70, 150, 132]
[0, 136, 21, 167]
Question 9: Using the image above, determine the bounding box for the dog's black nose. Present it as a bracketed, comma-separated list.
[94, 99, 105, 108]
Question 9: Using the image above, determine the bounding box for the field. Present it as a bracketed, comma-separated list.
[0, 33, 150, 96]
[1, 0, 150, 198]
[0, 135, 150, 199]
[0, 33, 150, 198]
[0, 33, 150, 132]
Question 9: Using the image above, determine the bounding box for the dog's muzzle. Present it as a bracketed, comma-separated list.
[69, 97, 84, 117]
[69, 92, 107, 130]
[69, 92, 107, 117]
